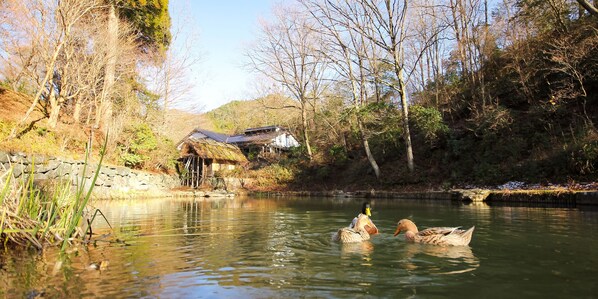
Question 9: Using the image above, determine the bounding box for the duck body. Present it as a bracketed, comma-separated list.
[394, 219, 475, 246]
[333, 214, 375, 243]
[332, 226, 371, 243]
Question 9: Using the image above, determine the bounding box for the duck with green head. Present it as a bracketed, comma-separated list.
[350, 202, 379, 235]
[333, 213, 375, 243]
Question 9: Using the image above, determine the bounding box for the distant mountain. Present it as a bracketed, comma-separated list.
[203, 94, 301, 135]
[162, 108, 214, 142]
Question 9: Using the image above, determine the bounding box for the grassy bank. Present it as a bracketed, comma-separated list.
[0, 139, 106, 250]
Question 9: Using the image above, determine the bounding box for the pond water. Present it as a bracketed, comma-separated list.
[1, 196, 598, 298]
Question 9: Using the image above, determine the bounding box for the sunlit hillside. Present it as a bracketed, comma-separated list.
[203, 94, 301, 135]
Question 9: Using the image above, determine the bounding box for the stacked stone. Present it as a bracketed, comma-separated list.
[0, 151, 179, 198]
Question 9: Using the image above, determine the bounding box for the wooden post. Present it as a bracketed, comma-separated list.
[191, 156, 195, 188]
[200, 158, 206, 186]
[200, 157, 204, 187]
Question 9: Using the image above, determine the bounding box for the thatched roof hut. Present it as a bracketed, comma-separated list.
[179, 138, 247, 164]
[177, 129, 247, 188]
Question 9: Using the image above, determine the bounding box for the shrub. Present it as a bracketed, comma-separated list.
[117, 123, 158, 169]
[410, 105, 449, 143]
[329, 144, 348, 165]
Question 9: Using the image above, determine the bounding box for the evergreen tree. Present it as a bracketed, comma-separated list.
[118, 0, 172, 54]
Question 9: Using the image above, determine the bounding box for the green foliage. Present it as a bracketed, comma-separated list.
[118, 0, 172, 54]
[515, 0, 578, 33]
[571, 132, 598, 175]
[358, 102, 403, 153]
[118, 123, 158, 168]
[130, 77, 161, 113]
[410, 105, 449, 143]
[471, 105, 513, 137]
[314, 165, 331, 180]
[328, 144, 348, 165]
[62, 136, 108, 250]
[116, 122, 178, 171]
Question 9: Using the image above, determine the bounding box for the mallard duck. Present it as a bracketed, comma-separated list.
[350, 202, 379, 235]
[333, 214, 375, 243]
[393, 219, 475, 246]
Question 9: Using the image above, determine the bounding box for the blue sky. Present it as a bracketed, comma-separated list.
[169, 0, 275, 112]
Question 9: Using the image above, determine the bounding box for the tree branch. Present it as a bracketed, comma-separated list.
[576, 0, 598, 16]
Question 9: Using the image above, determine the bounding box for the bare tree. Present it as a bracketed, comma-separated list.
[2, 0, 100, 138]
[245, 4, 329, 160]
[405, 0, 451, 108]
[312, 0, 415, 172]
[142, 21, 203, 135]
[303, 0, 383, 178]
[53, 10, 137, 130]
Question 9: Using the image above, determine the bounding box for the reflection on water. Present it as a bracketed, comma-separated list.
[338, 241, 375, 260]
[400, 243, 479, 274]
[1, 196, 598, 298]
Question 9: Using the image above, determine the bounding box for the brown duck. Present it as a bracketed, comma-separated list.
[393, 219, 475, 246]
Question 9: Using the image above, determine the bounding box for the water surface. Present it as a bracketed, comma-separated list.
[1, 197, 597, 298]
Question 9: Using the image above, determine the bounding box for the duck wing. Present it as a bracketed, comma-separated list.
[418, 226, 460, 236]
[417, 226, 474, 246]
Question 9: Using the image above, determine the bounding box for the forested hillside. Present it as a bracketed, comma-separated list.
[1, 0, 597, 191]
[237, 0, 598, 190]
[204, 94, 301, 135]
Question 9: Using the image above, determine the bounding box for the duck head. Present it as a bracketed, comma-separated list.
[362, 202, 372, 217]
[393, 219, 418, 236]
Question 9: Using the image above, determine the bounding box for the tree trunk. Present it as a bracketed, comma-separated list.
[399, 75, 414, 172]
[73, 99, 82, 123]
[387, 0, 415, 172]
[48, 86, 60, 128]
[358, 117, 380, 179]
[300, 100, 313, 160]
[96, 4, 118, 131]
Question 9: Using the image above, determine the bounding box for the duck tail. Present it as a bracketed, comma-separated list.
[463, 226, 475, 244]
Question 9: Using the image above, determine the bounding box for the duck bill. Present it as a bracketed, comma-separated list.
[393, 227, 401, 237]
[365, 207, 371, 217]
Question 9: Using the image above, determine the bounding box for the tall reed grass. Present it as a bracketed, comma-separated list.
[0, 136, 107, 250]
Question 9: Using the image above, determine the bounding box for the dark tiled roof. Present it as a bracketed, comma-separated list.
[243, 125, 282, 134]
[227, 131, 281, 145]
[193, 129, 229, 143]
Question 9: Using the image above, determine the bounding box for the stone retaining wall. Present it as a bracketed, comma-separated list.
[0, 151, 180, 199]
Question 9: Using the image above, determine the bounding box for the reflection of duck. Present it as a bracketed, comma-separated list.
[393, 219, 475, 246]
[407, 243, 476, 260]
[350, 202, 379, 235]
[401, 243, 479, 274]
[340, 241, 374, 257]
[333, 214, 375, 243]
